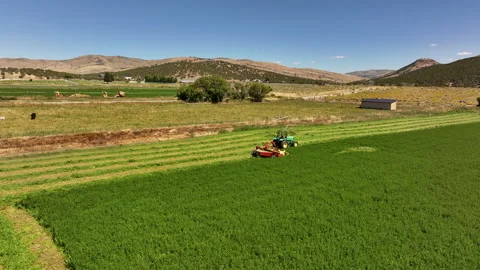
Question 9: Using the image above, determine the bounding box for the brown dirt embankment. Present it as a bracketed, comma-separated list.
[0, 124, 236, 156]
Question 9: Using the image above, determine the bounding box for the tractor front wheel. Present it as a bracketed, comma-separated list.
[292, 141, 298, 147]
[281, 141, 288, 149]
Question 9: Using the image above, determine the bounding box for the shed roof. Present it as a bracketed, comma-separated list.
[361, 98, 397, 103]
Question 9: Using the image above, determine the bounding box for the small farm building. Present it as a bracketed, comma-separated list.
[360, 98, 397, 110]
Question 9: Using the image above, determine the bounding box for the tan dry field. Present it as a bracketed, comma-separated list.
[1, 83, 478, 157]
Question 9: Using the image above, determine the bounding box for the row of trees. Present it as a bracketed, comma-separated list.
[176, 76, 272, 103]
[145, 75, 178, 83]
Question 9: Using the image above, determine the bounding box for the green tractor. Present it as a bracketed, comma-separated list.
[272, 130, 298, 149]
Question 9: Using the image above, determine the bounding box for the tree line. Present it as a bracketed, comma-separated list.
[176, 75, 272, 103]
[144, 75, 178, 83]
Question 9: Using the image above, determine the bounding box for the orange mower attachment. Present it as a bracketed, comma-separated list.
[251, 141, 288, 158]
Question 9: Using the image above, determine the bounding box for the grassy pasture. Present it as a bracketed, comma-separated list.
[18, 122, 480, 269]
[325, 86, 480, 106]
[0, 99, 454, 138]
[1, 112, 478, 198]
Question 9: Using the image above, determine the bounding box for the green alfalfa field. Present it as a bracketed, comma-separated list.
[18, 122, 480, 269]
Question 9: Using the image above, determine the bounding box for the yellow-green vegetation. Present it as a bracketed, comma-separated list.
[0, 207, 66, 270]
[18, 122, 480, 269]
[326, 86, 480, 106]
[1, 112, 478, 198]
[0, 212, 38, 270]
[0, 100, 443, 138]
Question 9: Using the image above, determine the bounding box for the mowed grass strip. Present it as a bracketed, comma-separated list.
[19, 122, 480, 269]
[1, 113, 479, 195]
[0, 113, 472, 180]
[1, 146, 252, 187]
[1, 112, 475, 168]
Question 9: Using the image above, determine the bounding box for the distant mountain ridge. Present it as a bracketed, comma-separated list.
[346, 69, 394, 79]
[0, 55, 362, 83]
[372, 56, 480, 87]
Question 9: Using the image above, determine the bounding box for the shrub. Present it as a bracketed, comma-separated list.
[248, 82, 272, 102]
[477, 97, 480, 107]
[176, 85, 205, 103]
[228, 82, 248, 100]
[103, 72, 114, 83]
[192, 76, 230, 103]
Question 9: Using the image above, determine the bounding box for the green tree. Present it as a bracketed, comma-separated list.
[104, 72, 114, 83]
[248, 82, 272, 102]
[191, 75, 230, 103]
[176, 85, 205, 103]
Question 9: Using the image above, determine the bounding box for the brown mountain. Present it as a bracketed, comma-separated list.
[346, 69, 395, 79]
[0, 55, 362, 83]
[382, 58, 440, 78]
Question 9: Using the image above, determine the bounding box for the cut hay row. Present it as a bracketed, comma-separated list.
[2, 112, 466, 174]
[0, 113, 473, 168]
[0, 129, 265, 165]
[1, 113, 479, 197]
[1, 142, 258, 183]
[1, 113, 477, 181]
[0, 113, 471, 175]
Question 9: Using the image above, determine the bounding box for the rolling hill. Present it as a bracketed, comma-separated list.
[381, 58, 439, 78]
[372, 56, 480, 87]
[0, 55, 362, 83]
[346, 69, 394, 79]
[105, 60, 340, 84]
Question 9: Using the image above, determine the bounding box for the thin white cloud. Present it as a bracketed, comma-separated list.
[275, 61, 282, 64]
[311, 60, 316, 64]
[292, 61, 301, 65]
[457, 52, 472, 56]
[430, 43, 438, 47]
[447, 58, 453, 61]
[329, 56, 345, 60]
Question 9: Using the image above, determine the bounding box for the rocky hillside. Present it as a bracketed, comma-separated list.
[0, 55, 361, 83]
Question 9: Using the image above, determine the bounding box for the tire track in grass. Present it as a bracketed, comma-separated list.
[1, 113, 479, 196]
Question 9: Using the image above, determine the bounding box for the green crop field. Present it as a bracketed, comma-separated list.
[17, 122, 480, 269]
[1, 112, 478, 198]
[0, 87, 177, 99]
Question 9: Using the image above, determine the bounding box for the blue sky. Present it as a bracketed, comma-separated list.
[1, 0, 479, 73]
